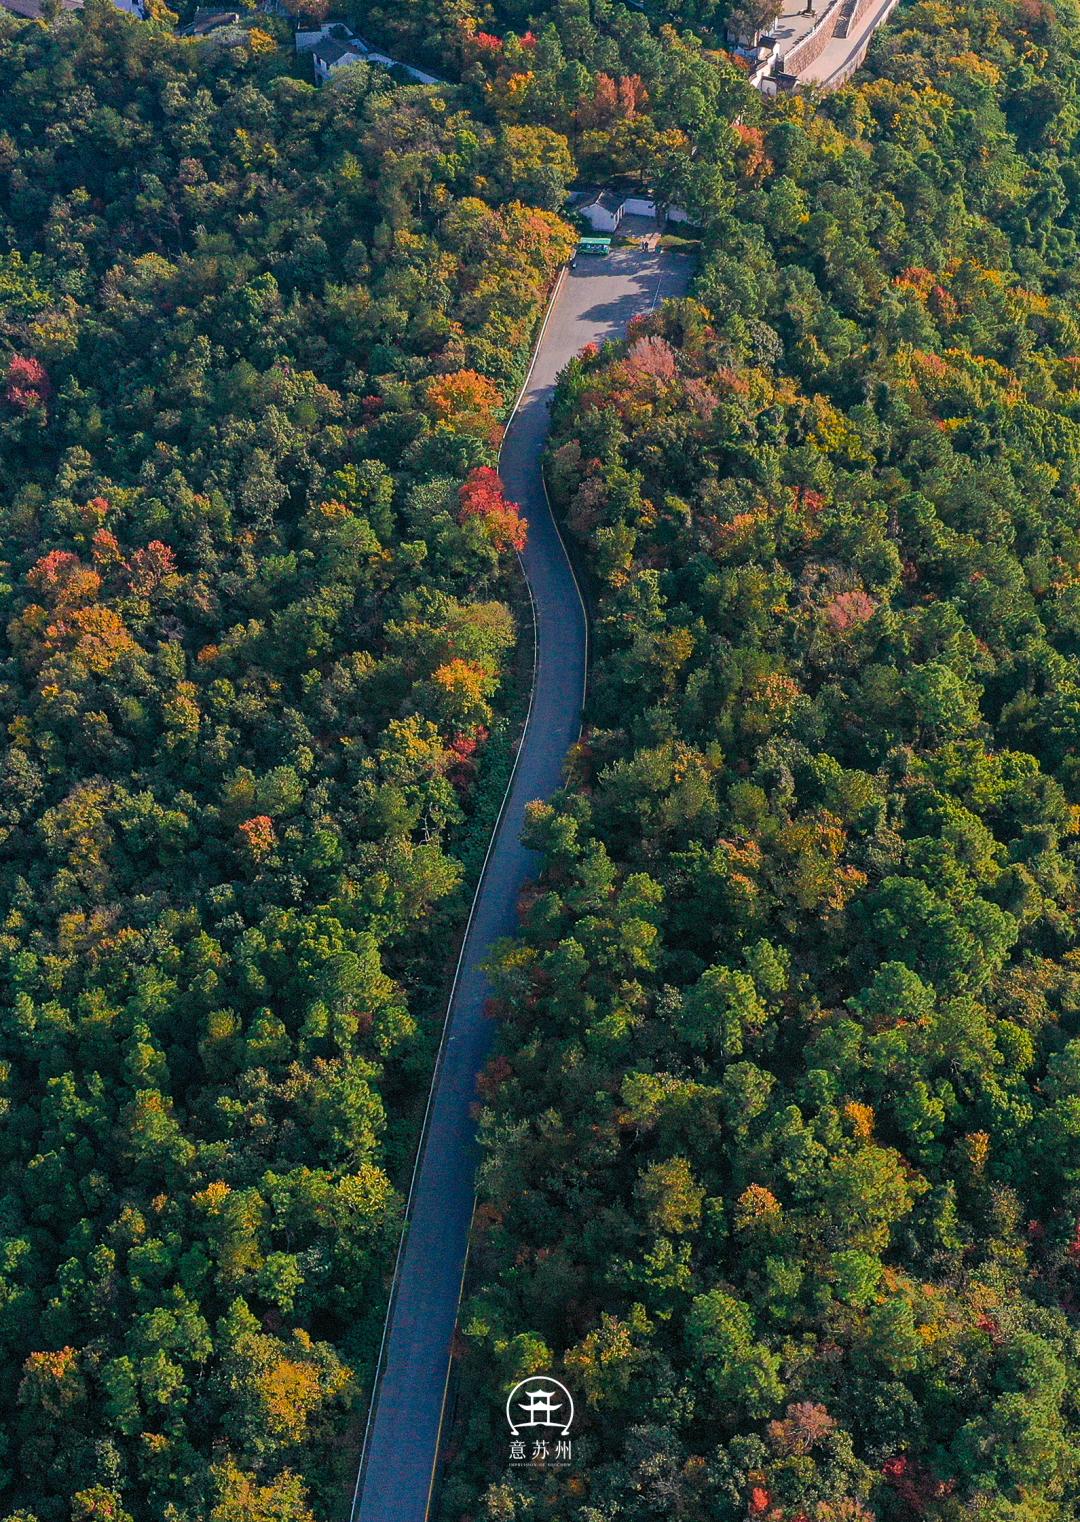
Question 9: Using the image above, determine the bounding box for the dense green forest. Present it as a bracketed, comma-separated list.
[6, 0, 1080, 1517]
[0, 5, 572, 1518]
[443, 2, 1080, 1520]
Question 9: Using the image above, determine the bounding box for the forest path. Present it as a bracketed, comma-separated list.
[351, 245, 692, 1522]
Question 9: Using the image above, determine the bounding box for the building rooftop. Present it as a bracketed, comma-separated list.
[313, 36, 364, 65]
[180, 7, 241, 33]
[580, 189, 627, 214]
[0, 0, 81, 17]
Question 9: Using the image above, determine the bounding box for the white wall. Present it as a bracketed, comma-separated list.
[296, 23, 338, 51]
[366, 51, 442, 84]
[321, 52, 363, 79]
[580, 202, 620, 231]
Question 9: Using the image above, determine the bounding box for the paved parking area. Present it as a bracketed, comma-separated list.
[551, 244, 693, 360]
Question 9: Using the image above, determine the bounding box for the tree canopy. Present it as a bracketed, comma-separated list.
[438, 2, 1080, 1520]
[7, 0, 1080, 1518]
[0, 5, 572, 1517]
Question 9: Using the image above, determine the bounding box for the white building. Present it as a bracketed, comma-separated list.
[304, 21, 443, 85]
[312, 34, 366, 81]
[622, 195, 657, 218]
[578, 191, 626, 232]
[575, 188, 695, 232]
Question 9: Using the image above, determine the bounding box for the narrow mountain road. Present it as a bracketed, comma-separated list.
[351, 246, 692, 1522]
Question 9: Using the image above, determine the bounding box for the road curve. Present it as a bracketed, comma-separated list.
[351, 246, 691, 1522]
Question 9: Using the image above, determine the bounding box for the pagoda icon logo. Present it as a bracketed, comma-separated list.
[505, 1376, 574, 1437]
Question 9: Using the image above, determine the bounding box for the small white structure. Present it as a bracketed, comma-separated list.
[622, 195, 657, 218]
[575, 188, 697, 233]
[312, 35, 366, 81]
[304, 21, 443, 85]
[578, 190, 627, 232]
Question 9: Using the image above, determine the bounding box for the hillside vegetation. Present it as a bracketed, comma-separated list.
[445, 3, 1080, 1520]
[0, 8, 571, 1518]
[5, 0, 1080, 1518]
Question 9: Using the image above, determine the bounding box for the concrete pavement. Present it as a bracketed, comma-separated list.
[797, 0, 900, 84]
[350, 245, 692, 1522]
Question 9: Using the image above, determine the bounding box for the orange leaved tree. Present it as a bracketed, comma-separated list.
[457, 467, 528, 553]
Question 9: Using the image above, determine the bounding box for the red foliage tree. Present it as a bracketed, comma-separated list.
[7, 354, 51, 410]
[882, 1454, 953, 1512]
[238, 816, 275, 859]
[28, 551, 102, 607]
[458, 467, 528, 553]
[824, 589, 877, 631]
[617, 75, 647, 117]
[127, 541, 178, 596]
[625, 335, 678, 380]
[91, 529, 124, 570]
[577, 72, 618, 129]
[447, 724, 489, 789]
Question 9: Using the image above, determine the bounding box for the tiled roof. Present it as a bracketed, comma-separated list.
[181, 7, 240, 32]
[314, 37, 363, 65]
[581, 190, 625, 214]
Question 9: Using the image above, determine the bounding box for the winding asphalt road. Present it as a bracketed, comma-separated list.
[351, 245, 692, 1522]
